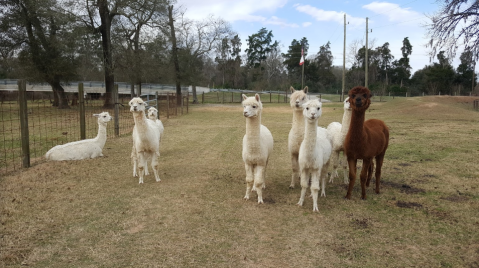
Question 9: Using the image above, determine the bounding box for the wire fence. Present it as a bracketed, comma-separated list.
[0, 81, 188, 175]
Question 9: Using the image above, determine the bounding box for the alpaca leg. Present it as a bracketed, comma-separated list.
[310, 172, 320, 212]
[244, 164, 254, 200]
[320, 165, 329, 197]
[290, 154, 300, 189]
[131, 145, 138, 177]
[366, 160, 375, 187]
[360, 159, 372, 200]
[297, 170, 309, 206]
[151, 152, 161, 182]
[345, 159, 357, 199]
[254, 166, 265, 204]
[374, 154, 385, 194]
[329, 151, 340, 183]
[341, 154, 349, 184]
[138, 152, 147, 184]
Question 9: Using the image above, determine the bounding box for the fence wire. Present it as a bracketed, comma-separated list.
[0, 91, 183, 175]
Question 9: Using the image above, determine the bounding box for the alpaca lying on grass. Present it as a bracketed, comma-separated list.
[242, 94, 274, 204]
[327, 97, 352, 184]
[129, 97, 161, 184]
[297, 99, 332, 212]
[45, 112, 112, 161]
[287, 86, 309, 189]
[344, 86, 389, 199]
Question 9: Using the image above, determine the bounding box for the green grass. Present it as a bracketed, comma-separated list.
[1, 96, 479, 267]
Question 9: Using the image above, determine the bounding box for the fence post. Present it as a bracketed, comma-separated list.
[231, 92, 234, 103]
[222, 91, 224, 104]
[167, 93, 170, 119]
[79, 83, 86, 139]
[270, 92, 272, 103]
[186, 91, 189, 113]
[181, 95, 184, 115]
[18, 79, 30, 168]
[202, 92, 204, 104]
[155, 91, 159, 119]
[114, 84, 119, 137]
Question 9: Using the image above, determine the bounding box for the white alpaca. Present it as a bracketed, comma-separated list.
[287, 86, 309, 188]
[45, 112, 112, 161]
[242, 94, 274, 204]
[327, 97, 352, 184]
[129, 97, 161, 184]
[147, 107, 164, 140]
[297, 99, 332, 212]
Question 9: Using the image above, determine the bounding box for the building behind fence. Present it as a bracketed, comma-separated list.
[0, 81, 191, 175]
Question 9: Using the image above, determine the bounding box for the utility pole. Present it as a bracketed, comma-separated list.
[364, 17, 368, 87]
[342, 13, 346, 101]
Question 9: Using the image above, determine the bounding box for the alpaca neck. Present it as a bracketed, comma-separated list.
[132, 111, 150, 138]
[340, 109, 352, 137]
[303, 118, 318, 148]
[245, 115, 261, 140]
[95, 121, 108, 148]
[292, 109, 305, 133]
[349, 109, 366, 142]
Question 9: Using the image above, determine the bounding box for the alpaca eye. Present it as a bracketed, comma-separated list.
[352, 94, 356, 98]
[363, 94, 367, 98]
[317, 107, 320, 110]
[306, 107, 309, 110]
[252, 106, 256, 108]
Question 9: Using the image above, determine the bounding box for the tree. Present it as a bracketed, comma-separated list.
[175, 12, 234, 102]
[0, 0, 77, 108]
[427, 0, 479, 63]
[391, 37, 412, 87]
[455, 50, 476, 94]
[282, 38, 308, 88]
[245, 28, 279, 86]
[314, 41, 336, 91]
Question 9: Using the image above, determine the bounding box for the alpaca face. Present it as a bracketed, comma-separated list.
[93, 112, 112, 124]
[129, 97, 146, 112]
[348, 86, 371, 111]
[148, 107, 158, 120]
[290, 86, 309, 110]
[242, 94, 262, 118]
[302, 99, 322, 120]
[343, 97, 351, 110]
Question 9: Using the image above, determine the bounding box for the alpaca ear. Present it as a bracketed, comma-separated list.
[255, 93, 261, 102]
[290, 86, 295, 93]
[242, 94, 248, 101]
[303, 86, 308, 93]
[93, 114, 99, 118]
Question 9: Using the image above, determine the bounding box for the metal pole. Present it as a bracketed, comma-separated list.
[342, 13, 346, 101]
[18, 79, 30, 168]
[364, 17, 368, 87]
[114, 84, 119, 137]
[79, 83, 86, 139]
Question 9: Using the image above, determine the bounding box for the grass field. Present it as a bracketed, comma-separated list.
[1, 95, 479, 267]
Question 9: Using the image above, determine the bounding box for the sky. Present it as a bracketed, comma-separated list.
[174, 0, 451, 74]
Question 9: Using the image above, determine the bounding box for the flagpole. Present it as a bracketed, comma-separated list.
[302, 61, 304, 89]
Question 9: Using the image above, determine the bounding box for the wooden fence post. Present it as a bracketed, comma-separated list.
[79, 83, 86, 139]
[270, 92, 272, 103]
[202, 92, 204, 104]
[222, 91, 224, 104]
[186, 91, 189, 113]
[167, 93, 170, 119]
[231, 92, 234, 103]
[155, 91, 159, 119]
[114, 84, 119, 137]
[18, 79, 30, 168]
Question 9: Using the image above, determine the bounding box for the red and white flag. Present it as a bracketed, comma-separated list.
[299, 47, 304, 66]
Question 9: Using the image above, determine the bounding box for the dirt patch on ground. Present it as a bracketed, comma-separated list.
[396, 200, 423, 209]
[383, 181, 426, 194]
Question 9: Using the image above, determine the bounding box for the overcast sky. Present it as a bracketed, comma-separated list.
[174, 0, 450, 74]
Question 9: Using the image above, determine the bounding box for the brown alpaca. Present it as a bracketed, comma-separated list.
[344, 86, 389, 199]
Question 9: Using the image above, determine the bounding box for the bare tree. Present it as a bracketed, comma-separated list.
[427, 0, 479, 62]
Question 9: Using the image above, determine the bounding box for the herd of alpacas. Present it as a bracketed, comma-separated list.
[45, 86, 389, 212]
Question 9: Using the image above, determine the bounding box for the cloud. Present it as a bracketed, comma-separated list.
[177, 0, 288, 22]
[302, 22, 312, 27]
[264, 16, 299, 28]
[362, 1, 422, 23]
[294, 4, 364, 28]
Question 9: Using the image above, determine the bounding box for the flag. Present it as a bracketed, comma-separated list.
[299, 47, 304, 66]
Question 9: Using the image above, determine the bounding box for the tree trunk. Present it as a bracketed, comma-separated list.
[192, 85, 198, 104]
[51, 80, 70, 109]
[98, 0, 115, 109]
[168, 5, 182, 105]
[131, 83, 135, 98]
